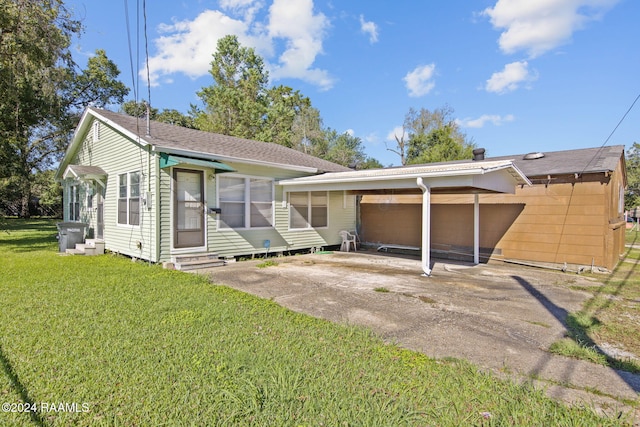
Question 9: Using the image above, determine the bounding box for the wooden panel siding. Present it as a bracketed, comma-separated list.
[360, 168, 625, 269]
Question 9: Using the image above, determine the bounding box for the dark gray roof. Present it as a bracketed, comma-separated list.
[488, 145, 624, 177]
[92, 108, 350, 173]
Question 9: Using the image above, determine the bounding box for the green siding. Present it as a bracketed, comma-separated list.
[64, 116, 356, 263]
[157, 161, 356, 261]
[64, 119, 159, 261]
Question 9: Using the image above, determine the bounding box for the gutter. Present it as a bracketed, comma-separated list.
[152, 145, 319, 174]
[416, 177, 432, 277]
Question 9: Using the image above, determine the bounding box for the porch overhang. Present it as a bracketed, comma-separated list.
[279, 160, 531, 276]
[159, 153, 235, 172]
[63, 165, 108, 187]
[278, 160, 529, 194]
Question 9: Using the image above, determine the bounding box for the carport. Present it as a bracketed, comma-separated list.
[279, 159, 530, 276]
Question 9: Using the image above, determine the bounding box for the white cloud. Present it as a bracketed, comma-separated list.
[220, 0, 265, 22]
[386, 126, 405, 141]
[145, 0, 334, 90]
[403, 64, 436, 97]
[457, 114, 515, 128]
[359, 15, 379, 44]
[363, 132, 379, 144]
[345, 128, 355, 136]
[267, 0, 333, 89]
[485, 61, 536, 93]
[482, 0, 619, 58]
[147, 10, 252, 85]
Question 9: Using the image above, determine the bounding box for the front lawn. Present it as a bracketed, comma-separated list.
[0, 219, 630, 425]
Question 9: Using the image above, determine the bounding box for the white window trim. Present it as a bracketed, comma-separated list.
[68, 183, 80, 221]
[288, 191, 329, 231]
[117, 171, 141, 228]
[170, 167, 208, 253]
[217, 174, 275, 230]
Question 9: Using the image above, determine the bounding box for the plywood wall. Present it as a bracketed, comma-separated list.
[360, 161, 626, 270]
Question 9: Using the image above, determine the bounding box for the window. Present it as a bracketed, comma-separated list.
[218, 176, 273, 229]
[93, 122, 100, 141]
[118, 171, 140, 226]
[289, 191, 327, 229]
[69, 185, 80, 221]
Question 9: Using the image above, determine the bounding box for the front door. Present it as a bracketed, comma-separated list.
[174, 169, 205, 248]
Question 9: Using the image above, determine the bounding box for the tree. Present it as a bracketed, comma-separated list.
[387, 105, 476, 165]
[122, 100, 159, 119]
[386, 129, 409, 166]
[257, 86, 311, 147]
[0, 1, 129, 217]
[625, 142, 640, 211]
[290, 105, 326, 156]
[323, 130, 367, 169]
[196, 35, 268, 138]
[121, 101, 195, 129]
[156, 109, 195, 128]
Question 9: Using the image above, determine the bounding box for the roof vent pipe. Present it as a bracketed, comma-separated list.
[472, 148, 485, 161]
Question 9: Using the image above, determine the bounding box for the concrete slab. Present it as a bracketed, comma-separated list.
[198, 250, 640, 420]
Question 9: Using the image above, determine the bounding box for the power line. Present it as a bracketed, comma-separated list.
[580, 91, 640, 177]
[143, 0, 151, 108]
[123, 0, 137, 102]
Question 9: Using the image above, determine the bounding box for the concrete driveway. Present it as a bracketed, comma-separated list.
[200, 250, 640, 417]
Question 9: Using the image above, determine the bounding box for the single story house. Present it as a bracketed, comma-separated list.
[56, 107, 357, 269]
[360, 145, 627, 271]
[56, 107, 530, 274]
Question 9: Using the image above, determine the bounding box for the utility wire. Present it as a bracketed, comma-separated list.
[143, 0, 151, 111]
[579, 91, 640, 177]
[123, 0, 137, 102]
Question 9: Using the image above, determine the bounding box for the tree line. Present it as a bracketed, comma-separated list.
[5, 2, 634, 221]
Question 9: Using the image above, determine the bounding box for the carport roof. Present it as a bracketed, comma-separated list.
[279, 159, 530, 194]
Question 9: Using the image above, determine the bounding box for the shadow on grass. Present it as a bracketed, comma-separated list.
[0, 344, 46, 426]
[513, 270, 640, 393]
[1, 235, 58, 252]
[0, 219, 58, 253]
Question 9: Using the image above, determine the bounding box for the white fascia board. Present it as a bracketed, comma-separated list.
[89, 109, 151, 147]
[62, 165, 79, 180]
[279, 175, 482, 192]
[56, 109, 92, 180]
[480, 162, 531, 186]
[279, 161, 531, 190]
[279, 168, 486, 187]
[152, 145, 319, 174]
[56, 108, 150, 180]
[471, 171, 519, 194]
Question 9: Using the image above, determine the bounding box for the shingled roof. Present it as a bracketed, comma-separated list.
[489, 145, 625, 178]
[91, 108, 350, 173]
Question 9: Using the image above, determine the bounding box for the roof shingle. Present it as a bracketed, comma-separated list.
[92, 108, 350, 173]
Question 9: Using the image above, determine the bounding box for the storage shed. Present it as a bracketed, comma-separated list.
[360, 145, 627, 270]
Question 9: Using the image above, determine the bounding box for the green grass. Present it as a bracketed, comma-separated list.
[0, 219, 632, 426]
[256, 259, 279, 268]
[550, 231, 640, 374]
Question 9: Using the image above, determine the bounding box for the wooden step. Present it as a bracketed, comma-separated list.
[171, 253, 225, 271]
[71, 239, 105, 256]
[174, 258, 226, 271]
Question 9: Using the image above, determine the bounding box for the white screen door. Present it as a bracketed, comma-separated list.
[174, 169, 204, 248]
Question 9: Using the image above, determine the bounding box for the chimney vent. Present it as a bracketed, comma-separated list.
[472, 148, 485, 161]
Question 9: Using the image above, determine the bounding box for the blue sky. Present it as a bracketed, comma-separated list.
[68, 0, 639, 166]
